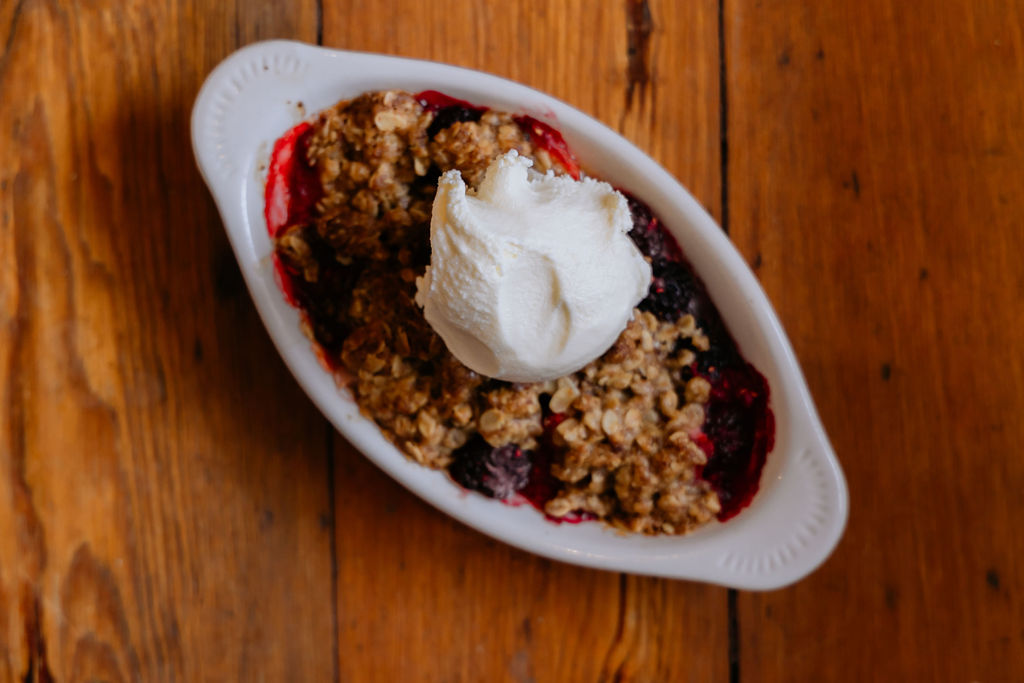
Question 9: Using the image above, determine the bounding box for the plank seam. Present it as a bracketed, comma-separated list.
[718, 0, 730, 236]
[719, 2, 739, 681]
[326, 425, 340, 683]
[316, 0, 323, 46]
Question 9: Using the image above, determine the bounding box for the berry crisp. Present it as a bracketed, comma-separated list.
[265, 89, 774, 534]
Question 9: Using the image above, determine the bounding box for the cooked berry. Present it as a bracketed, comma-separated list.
[276, 229, 362, 354]
[514, 115, 581, 179]
[426, 105, 484, 138]
[449, 436, 532, 500]
[626, 194, 654, 231]
[626, 195, 682, 266]
[627, 216, 665, 264]
[704, 404, 749, 458]
[542, 411, 566, 431]
[415, 90, 485, 113]
[517, 444, 559, 511]
[629, 221, 665, 263]
[700, 366, 773, 519]
[639, 261, 699, 321]
[697, 341, 741, 378]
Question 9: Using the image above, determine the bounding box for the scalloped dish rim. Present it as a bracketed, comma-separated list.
[191, 40, 848, 590]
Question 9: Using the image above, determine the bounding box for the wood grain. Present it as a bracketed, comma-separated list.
[4, 0, 1021, 680]
[0, 1, 335, 681]
[725, 0, 1024, 680]
[323, 1, 728, 680]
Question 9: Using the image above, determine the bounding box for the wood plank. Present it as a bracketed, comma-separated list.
[322, 1, 728, 679]
[725, 0, 1024, 679]
[0, 1, 333, 681]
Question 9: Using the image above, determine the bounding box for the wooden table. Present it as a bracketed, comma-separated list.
[3, 1, 1022, 680]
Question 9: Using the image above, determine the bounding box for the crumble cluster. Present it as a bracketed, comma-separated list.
[544, 311, 720, 534]
[273, 90, 721, 534]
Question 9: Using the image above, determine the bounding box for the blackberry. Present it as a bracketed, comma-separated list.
[426, 105, 484, 139]
[626, 195, 682, 266]
[645, 262, 742, 375]
[626, 195, 654, 233]
[627, 216, 671, 268]
[699, 366, 772, 518]
[639, 261, 699, 321]
[696, 342, 740, 377]
[449, 435, 532, 500]
[700, 401, 752, 509]
[628, 222, 667, 265]
[704, 405, 750, 458]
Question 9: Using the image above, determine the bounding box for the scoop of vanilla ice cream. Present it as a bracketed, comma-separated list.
[414, 151, 652, 383]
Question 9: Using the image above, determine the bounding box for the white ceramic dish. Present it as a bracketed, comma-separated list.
[191, 40, 847, 590]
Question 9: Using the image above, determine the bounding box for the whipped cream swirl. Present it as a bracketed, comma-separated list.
[415, 151, 651, 383]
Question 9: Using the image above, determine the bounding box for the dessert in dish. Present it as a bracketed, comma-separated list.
[265, 89, 774, 534]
